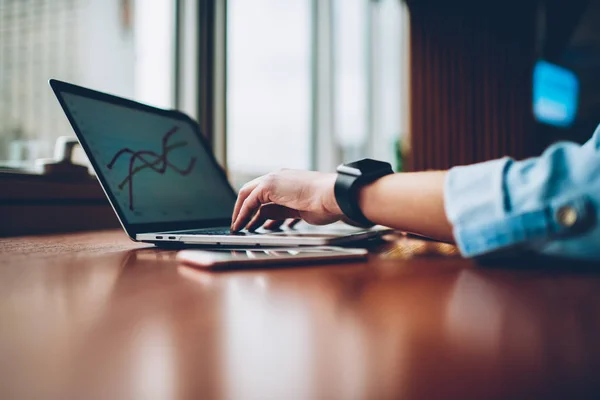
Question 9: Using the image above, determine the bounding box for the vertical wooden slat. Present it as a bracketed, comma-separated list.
[406, 0, 536, 171]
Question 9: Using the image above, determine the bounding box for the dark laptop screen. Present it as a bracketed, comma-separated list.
[60, 91, 236, 225]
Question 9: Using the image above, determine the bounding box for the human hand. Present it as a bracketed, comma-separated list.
[230, 169, 343, 231]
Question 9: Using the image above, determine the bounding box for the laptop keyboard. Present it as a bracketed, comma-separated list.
[175, 227, 256, 236]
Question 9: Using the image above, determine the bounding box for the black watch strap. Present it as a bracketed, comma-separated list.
[334, 173, 376, 227]
[334, 159, 393, 227]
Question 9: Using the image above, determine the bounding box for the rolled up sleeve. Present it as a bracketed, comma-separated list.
[444, 125, 600, 261]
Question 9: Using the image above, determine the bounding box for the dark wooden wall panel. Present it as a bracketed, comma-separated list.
[407, 0, 538, 171]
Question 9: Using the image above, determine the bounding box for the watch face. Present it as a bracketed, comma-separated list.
[339, 158, 391, 176]
[347, 158, 390, 171]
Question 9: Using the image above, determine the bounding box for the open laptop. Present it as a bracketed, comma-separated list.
[49, 79, 390, 247]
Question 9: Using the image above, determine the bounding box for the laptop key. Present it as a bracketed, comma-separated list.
[176, 227, 253, 236]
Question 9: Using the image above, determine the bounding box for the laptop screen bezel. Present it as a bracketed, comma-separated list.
[49, 79, 237, 238]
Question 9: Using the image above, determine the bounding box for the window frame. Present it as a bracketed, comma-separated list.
[175, 0, 227, 167]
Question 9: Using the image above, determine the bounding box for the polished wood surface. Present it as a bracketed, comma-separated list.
[1, 230, 599, 399]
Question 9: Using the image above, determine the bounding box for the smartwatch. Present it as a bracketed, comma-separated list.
[334, 158, 393, 227]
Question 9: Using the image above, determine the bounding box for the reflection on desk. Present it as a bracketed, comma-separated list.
[0, 230, 599, 399]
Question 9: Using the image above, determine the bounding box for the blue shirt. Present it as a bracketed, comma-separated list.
[444, 124, 600, 261]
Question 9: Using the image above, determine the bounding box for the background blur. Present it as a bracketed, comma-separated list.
[0, 0, 409, 189]
[1, 0, 600, 196]
[0, 0, 175, 167]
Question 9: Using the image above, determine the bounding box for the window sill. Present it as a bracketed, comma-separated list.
[0, 172, 120, 237]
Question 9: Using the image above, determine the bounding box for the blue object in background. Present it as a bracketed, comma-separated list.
[533, 60, 579, 128]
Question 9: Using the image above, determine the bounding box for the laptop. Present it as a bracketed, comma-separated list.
[49, 79, 390, 247]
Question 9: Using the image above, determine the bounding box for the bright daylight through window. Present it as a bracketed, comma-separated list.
[0, 0, 175, 170]
[227, 0, 312, 187]
[1, 0, 408, 182]
[227, 0, 408, 187]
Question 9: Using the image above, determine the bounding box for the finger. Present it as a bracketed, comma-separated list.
[246, 204, 300, 231]
[246, 205, 300, 231]
[232, 191, 261, 231]
[231, 180, 270, 231]
[231, 177, 262, 228]
[287, 218, 301, 229]
[263, 219, 285, 230]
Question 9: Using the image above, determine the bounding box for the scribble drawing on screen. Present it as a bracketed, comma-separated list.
[106, 126, 197, 211]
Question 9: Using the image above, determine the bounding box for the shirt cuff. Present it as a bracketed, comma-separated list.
[444, 158, 595, 258]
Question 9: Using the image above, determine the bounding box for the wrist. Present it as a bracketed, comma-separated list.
[357, 174, 390, 225]
[334, 159, 393, 226]
[321, 173, 344, 217]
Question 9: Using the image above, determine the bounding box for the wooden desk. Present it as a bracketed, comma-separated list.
[1, 230, 599, 399]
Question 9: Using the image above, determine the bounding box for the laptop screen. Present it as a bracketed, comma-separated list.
[59, 91, 236, 225]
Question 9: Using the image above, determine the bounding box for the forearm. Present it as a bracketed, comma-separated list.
[357, 171, 455, 242]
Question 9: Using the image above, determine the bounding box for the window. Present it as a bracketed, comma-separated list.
[1, 0, 409, 181]
[370, 0, 408, 167]
[0, 0, 175, 170]
[333, 0, 369, 161]
[227, 0, 312, 188]
[226, 0, 409, 188]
